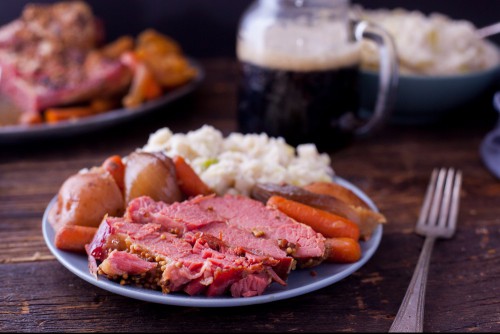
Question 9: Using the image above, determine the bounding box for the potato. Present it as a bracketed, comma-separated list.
[124, 151, 183, 204]
[48, 170, 124, 231]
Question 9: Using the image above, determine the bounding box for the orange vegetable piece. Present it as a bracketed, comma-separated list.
[173, 155, 213, 197]
[54, 225, 98, 254]
[122, 61, 163, 108]
[324, 237, 362, 263]
[267, 195, 360, 240]
[44, 107, 97, 123]
[102, 155, 125, 193]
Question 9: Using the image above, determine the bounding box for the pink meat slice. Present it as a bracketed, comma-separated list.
[127, 194, 326, 265]
[0, 1, 131, 115]
[230, 272, 272, 298]
[87, 216, 280, 297]
[196, 195, 326, 262]
[99, 250, 157, 276]
[190, 222, 293, 279]
[126, 196, 294, 277]
[125, 195, 220, 233]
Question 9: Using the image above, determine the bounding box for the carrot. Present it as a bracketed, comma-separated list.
[90, 98, 120, 113]
[102, 155, 125, 192]
[173, 155, 213, 197]
[324, 237, 362, 263]
[304, 181, 370, 209]
[122, 62, 163, 108]
[44, 107, 97, 123]
[267, 195, 360, 240]
[54, 225, 98, 254]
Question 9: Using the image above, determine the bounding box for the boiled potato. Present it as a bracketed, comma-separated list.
[48, 170, 124, 231]
[124, 151, 183, 204]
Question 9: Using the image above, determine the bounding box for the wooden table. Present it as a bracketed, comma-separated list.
[1, 58, 499, 332]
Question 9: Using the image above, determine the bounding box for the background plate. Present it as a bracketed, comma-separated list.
[0, 58, 204, 144]
[42, 176, 383, 307]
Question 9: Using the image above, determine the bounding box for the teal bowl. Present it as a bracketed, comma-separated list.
[359, 64, 500, 124]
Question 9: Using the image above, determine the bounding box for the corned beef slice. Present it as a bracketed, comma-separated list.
[99, 250, 157, 276]
[0, 52, 131, 114]
[126, 196, 294, 278]
[125, 195, 219, 234]
[0, 1, 131, 114]
[197, 195, 326, 262]
[87, 216, 280, 297]
[127, 195, 326, 267]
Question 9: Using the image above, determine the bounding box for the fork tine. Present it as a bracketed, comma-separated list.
[427, 168, 447, 227]
[447, 170, 462, 236]
[437, 168, 456, 230]
[417, 168, 439, 228]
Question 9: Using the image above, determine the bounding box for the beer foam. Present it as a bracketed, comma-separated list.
[237, 18, 361, 72]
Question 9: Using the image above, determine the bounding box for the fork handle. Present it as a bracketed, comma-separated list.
[389, 236, 436, 332]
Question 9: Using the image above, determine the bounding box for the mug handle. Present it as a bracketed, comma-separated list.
[352, 20, 399, 136]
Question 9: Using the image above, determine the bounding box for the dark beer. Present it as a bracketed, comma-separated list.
[237, 62, 359, 148]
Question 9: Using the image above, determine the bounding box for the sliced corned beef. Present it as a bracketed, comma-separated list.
[125, 195, 221, 234]
[196, 195, 326, 267]
[126, 195, 294, 278]
[0, 1, 132, 116]
[230, 272, 272, 298]
[127, 194, 325, 267]
[188, 222, 293, 280]
[87, 216, 282, 297]
[99, 250, 157, 276]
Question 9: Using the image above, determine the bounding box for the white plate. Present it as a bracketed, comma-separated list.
[42, 176, 382, 307]
[0, 58, 204, 144]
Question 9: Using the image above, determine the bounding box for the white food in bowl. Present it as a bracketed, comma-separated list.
[353, 6, 500, 75]
[141, 125, 334, 196]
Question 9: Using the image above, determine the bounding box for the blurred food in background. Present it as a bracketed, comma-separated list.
[352, 6, 500, 75]
[0, 1, 197, 126]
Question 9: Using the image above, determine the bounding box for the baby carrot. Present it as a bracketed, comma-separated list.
[324, 237, 362, 263]
[267, 195, 360, 240]
[173, 155, 213, 197]
[102, 155, 125, 192]
[54, 225, 98, 254]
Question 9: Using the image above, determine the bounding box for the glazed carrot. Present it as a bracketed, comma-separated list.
[122, 62, 163, 107]
[173, 155, 213, 197]
[44, 107, 97, 123]
[324, 237, 362, 263]
[90, 98, 120, 113]
[102, 155, 125, 192]
[267, 195, 360, 240]
[304, 181, 370, 209]
[54, 225, 98, 254]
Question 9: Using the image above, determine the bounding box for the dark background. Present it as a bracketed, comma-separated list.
[0, 0, 499, 58]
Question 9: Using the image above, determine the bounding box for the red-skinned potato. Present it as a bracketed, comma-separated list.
[123, 151, 183, 204]
[48, 169, 125, 231]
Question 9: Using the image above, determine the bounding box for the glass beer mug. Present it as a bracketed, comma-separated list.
[236, 0, 398, 149]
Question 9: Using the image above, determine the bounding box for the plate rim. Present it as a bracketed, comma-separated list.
[42, 176, 383, 307]
[0, 57, 204, 143]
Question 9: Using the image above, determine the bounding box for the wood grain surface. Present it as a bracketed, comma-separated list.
[1, 58, 499, 332]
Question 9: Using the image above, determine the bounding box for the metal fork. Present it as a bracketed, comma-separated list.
[389, 168, 462, 332]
